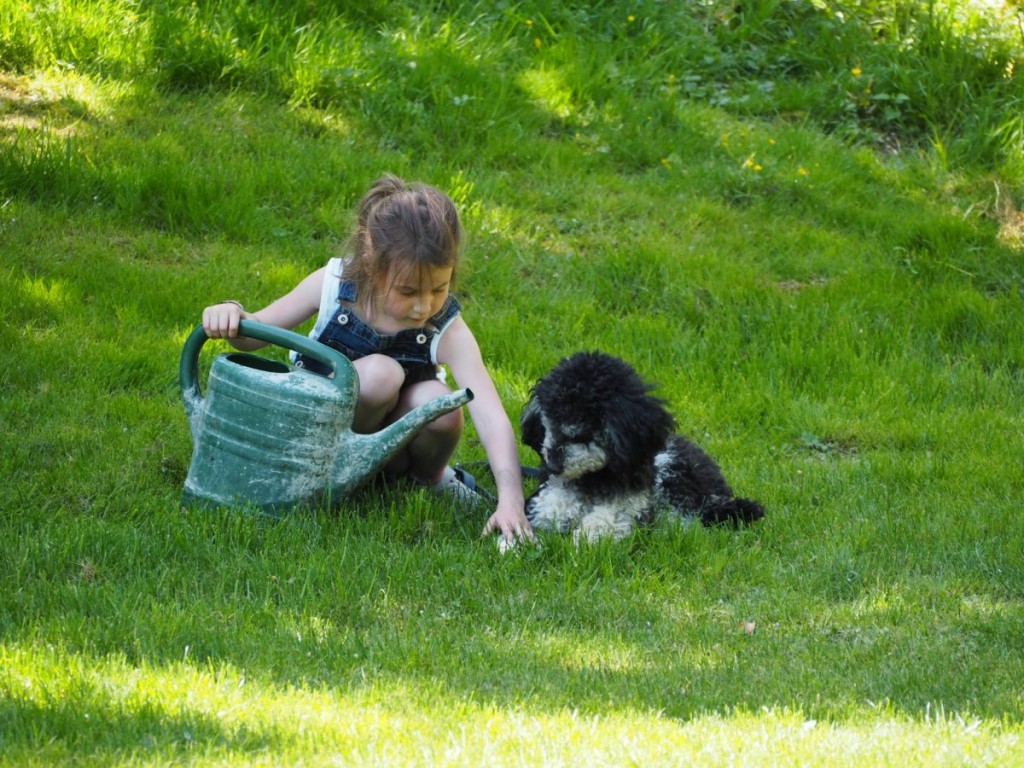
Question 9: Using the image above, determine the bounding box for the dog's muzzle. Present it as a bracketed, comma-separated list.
[546, 442, 609, 480]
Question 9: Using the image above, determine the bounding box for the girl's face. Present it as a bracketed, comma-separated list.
[373, 264, 453, 332]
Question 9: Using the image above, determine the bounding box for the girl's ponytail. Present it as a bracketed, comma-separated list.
[356, 173, 406, 232]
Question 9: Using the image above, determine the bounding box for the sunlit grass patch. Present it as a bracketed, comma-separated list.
[2, 642, 1022, 766]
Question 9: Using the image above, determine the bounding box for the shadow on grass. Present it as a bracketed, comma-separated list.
[0, 695, 292, 762]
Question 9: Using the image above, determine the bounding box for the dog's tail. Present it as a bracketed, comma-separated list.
[699, 496, 765, 528]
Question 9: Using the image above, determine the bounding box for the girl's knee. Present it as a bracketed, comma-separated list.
[405, 381, 464, 436]
[425, 402, 464, 436]
[355, 355, 405, 407]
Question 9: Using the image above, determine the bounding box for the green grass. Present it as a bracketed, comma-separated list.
[2, 1, 1024, 765]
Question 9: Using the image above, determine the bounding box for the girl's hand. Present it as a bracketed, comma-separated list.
[483, 503, 534, 545]
[202, 301, 245, 339]
[436, 318, 532, 545]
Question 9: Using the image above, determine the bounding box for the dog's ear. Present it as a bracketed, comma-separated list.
[603, 393, 675, 470]
[520, 396, 545, 456]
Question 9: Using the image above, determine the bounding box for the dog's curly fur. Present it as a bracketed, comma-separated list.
[521, 351, 764, 542]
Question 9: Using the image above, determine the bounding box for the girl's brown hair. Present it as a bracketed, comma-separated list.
[342, 174, 462, 313]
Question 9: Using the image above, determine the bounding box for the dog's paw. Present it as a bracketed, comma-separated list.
[495, 534, 543, 556]
[572, 518, 625, 545]
[575, 505, 640, 543]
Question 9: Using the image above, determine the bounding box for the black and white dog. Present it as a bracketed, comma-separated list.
[521, 351, 764, 542]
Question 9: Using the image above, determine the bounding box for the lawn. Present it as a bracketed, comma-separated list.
[1, 1, 1023, 765]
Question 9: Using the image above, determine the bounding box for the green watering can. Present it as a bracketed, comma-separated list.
[179, 319, 473, 514]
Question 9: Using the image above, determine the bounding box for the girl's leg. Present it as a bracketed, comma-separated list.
[385, 379, 464, 482]
[352, 354, 405, 433]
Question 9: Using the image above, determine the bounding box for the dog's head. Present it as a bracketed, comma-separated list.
[521, 351, 676, 481]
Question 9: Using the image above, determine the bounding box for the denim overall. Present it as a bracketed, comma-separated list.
[293, 265, 461, 387]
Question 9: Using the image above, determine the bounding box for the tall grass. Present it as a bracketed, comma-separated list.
[2, 1, 1024, 765]
[2, 2, 1023, 187]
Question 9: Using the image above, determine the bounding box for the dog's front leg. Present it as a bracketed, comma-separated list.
[526, 477, 587, 534]
[574, 507, 634, 543]
[574, 492, 653, 543]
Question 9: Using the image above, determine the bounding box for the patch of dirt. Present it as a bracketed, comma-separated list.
[774, 276, 829, 292]
[997, 197, 1024, 250]
[0, 73, 86, 137]
[0, 73, 44, 129]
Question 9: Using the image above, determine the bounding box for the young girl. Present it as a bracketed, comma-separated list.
[201, 174, 532, 544]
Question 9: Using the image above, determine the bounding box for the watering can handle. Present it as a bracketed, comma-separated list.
[179, 319, 352, 401]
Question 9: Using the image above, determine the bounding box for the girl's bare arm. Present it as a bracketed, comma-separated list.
[202, 268, 326, 351]
[439, 318, 532, 542]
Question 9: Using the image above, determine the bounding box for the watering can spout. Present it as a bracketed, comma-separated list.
[331, 388, 474, 498]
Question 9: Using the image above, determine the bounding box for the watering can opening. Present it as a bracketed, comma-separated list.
[226, 353, 290, 375]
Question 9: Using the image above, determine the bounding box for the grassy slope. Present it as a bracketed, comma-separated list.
[1, 1, 1023, 765]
